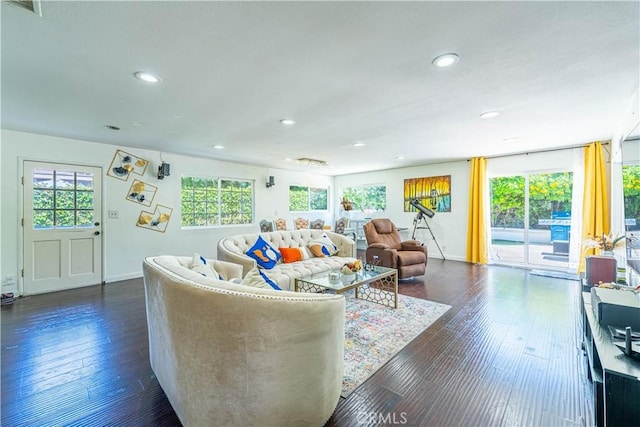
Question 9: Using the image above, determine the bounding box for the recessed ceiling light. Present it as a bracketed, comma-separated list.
[353, 142, 365, 147]
[480, 111, 500, 119]
[134, 71, 162, 84]
[212, 145, 224, 149]
[280, 119, 296, 126]
[284, 158, 292, 162]
[431, 53, 459, 68]
[396, 155, 405, 160]
[104, 125, 120, 131]
[503, 137, 519, 143]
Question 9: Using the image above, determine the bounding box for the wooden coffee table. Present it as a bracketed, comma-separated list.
[294, 266, 398, 308]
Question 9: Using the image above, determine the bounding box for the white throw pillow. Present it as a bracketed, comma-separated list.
[241, 268, 281, 290]
[308, 233, 338, 257]
[190, 253, 222, 279]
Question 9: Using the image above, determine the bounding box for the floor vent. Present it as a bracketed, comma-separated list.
[5, 0, 42, 16]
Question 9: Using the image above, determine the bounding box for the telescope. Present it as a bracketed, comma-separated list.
[409, 198, 435, 219]
[409, 198, 444, 259]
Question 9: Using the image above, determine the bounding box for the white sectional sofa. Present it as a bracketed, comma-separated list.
[217, 229, 357, 291]
[143, 255, 345, 426]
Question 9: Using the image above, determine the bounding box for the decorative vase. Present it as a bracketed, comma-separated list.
[602, 250, 615, 257]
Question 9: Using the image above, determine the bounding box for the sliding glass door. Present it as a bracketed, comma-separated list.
[490, 172, 573, 269]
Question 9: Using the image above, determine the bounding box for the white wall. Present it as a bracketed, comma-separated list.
[487, 149, 575, 176]
[1, 130, 334, 293]
[335, 161, 470, 261]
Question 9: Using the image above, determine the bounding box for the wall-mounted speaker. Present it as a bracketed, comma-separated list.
[158, 162, 170, 180]
[266, 175, 275, 188]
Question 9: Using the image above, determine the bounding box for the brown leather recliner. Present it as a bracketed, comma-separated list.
[363, 218, 428, 279]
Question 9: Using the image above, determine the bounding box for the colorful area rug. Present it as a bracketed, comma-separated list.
[342, 294, 450, 397]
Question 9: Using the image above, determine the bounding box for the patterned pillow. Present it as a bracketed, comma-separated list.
[245, 236, 281, 269]
[308, 233, 338, 257]
[279, 247, 310, 263]
[241, 268, 281, 290]
[190, 253, 223, 279]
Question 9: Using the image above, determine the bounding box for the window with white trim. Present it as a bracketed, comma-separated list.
[341, 185, 386, 212]
[289, 185, 328, 211]
[181, 177, 253, 226]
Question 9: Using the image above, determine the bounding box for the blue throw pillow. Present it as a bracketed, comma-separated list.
[245, 236, 281, 269]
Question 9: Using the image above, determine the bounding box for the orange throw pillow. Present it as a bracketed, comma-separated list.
[308, 244, 328, 257]
[279, 247, 308, 263]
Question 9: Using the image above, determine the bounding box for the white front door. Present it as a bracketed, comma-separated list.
[23, 161, 103, 295]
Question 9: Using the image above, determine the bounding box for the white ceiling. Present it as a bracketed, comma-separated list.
[2, 1, 639, 176]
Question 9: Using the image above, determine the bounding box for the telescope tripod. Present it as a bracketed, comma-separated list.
[411, 214, 445, 260]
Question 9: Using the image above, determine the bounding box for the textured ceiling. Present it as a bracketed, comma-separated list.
[2, 1, 639, 175]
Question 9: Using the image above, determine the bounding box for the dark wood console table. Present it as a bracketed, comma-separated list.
[582, 291, 640, 426]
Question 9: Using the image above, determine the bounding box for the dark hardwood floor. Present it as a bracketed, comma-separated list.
[1, 259, 594, 426]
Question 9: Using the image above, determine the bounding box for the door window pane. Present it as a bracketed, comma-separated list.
[33, 169, 54, 188]
[56, 170, 75, 189]
[490, 176, 525, 263]
[528, 172, 572, 267]
[490, 172, 572, 268]
[33, 189, 54, 209]
[33, 210, 54, 229]
[56, 210, 75, 228]
[76, 211, 94, 227]
[76, 172, 94, 190]
[31, 169, 96, 229]
[55, 190, 75, 209]
[76, 192, 94, 210]
[623, 164, 640, 232]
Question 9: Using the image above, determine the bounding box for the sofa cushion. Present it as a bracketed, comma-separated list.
[279, 247, 310, 263]
[190, 253, 222, 279]
[245, 236, 281, 269]
[309, 233, 338, 257]
[241, 267, 282, 290]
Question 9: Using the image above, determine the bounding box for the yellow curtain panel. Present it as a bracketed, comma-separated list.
[578, 141, 610, 273]
[466, 157, 488, 264]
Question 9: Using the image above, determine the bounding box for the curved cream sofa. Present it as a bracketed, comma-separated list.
[217, 229, 357, 291]
[143, 255, 345, 427]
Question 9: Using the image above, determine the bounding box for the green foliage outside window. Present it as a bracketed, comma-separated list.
[32, 169, 95, 229]
[623, 164, 640, 230]
[342, 185, 386, 211]
[310, 187, 328, 210]
[289, 186, 328, 211]
[490, 172, 573, 229]
[181, 177, 253, 227]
